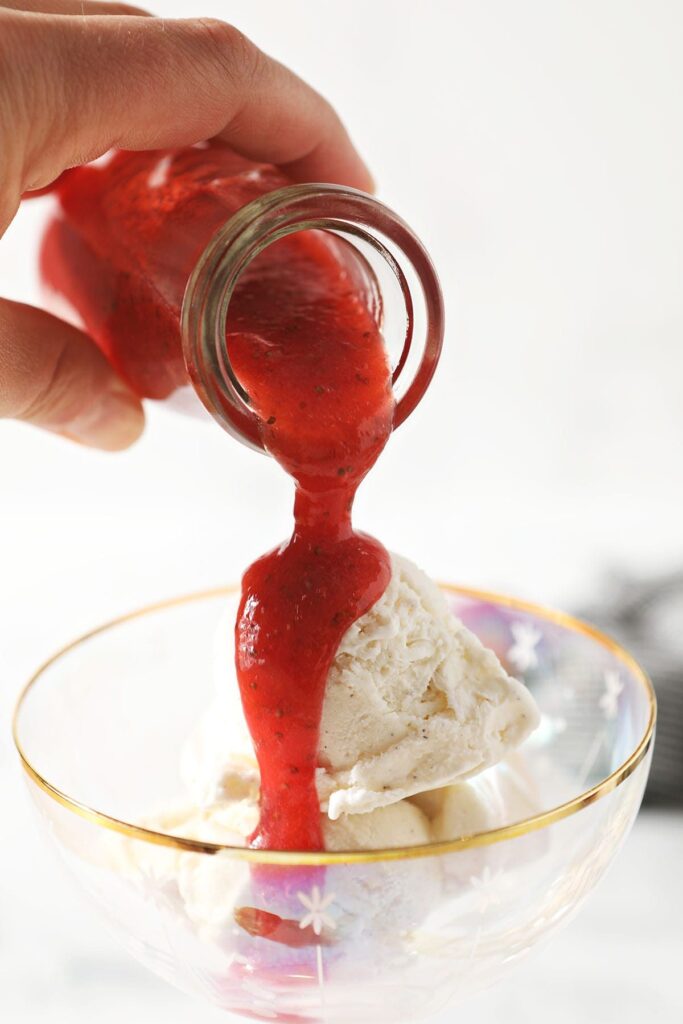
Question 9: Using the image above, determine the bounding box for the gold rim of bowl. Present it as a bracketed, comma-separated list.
[12, 585, 656, 865]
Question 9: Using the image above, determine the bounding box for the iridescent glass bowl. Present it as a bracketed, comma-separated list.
[13, 586, 655, 1022]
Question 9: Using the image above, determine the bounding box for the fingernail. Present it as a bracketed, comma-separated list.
[64, 378, 145, 451]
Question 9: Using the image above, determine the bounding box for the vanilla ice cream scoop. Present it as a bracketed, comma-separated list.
[318, 555, 539, 817]
[182, 554, 540, 827]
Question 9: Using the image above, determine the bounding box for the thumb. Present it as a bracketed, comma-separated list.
[0, 298, 144, 450]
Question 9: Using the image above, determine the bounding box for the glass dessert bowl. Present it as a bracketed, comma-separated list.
[13, 585, 654, 1023]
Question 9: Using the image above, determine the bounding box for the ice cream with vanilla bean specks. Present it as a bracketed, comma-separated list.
[174, 554, 540, 851]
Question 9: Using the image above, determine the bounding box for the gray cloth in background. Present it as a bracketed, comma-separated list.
[578, 570, 683, 807]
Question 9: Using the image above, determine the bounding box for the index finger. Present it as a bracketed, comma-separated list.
[3, 11, 373, 196]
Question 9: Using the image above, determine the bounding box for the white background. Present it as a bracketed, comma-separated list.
[1, 1, 682, 1022]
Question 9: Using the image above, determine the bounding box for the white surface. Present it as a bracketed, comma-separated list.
[1, 1, 682, 1021]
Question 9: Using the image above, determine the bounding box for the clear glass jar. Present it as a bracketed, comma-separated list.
[40, 144, 444, 451]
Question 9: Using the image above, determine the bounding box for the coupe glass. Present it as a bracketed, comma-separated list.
[13, 586, 655, 1023]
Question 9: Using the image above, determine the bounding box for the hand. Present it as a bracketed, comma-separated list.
[0, 1, 372, 450]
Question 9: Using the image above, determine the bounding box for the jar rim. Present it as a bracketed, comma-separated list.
[180, 183, 445, 451]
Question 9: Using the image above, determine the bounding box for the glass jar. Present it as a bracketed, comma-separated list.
[40, 144, 444, 451]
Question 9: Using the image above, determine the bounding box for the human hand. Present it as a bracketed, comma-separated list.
[0, 1, 372, 449]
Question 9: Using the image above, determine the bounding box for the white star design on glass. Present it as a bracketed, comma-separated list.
[507, 621, 542, 673]
[599, 669, 623, 720]
[297, 886, 337, 935]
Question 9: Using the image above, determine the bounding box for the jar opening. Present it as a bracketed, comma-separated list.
[181, 184, 444, 452]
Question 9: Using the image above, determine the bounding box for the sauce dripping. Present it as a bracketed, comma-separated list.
[229, 228, 394, 850]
